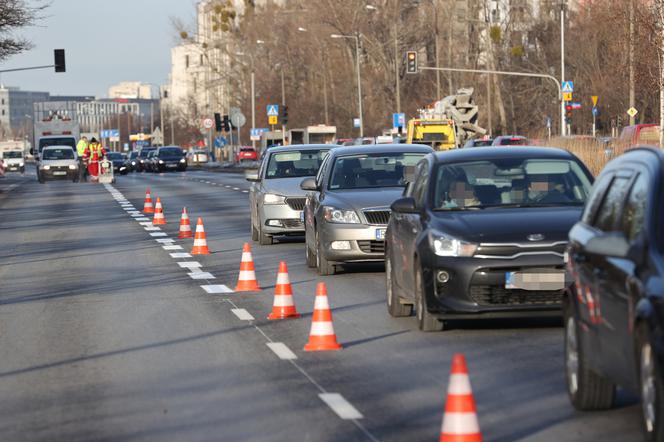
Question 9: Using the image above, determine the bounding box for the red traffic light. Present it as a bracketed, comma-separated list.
[565, 104, 572, 111]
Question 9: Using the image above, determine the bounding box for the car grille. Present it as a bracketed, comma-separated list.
[282, 219, 304, 229]
[285, 197, 306, 211]
[48, 165, 70, 171]
[469, 285, 564, 306]
[357, 240, 385, 254]
[474, 242, 567, 259]
[363, 210, 391, 225]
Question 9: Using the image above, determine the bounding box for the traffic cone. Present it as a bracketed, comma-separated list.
[439, 354, 483, 442]
[304, 282, 342, 351]
[191, 217, 210, 255]
[268, 261, 301, 320]
[235, 243, 260, 291]
[178, 207, 192, 239]
[143, 188, 154, 214]
[152, 197, 166, 225]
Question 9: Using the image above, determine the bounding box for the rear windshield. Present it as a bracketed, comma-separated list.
[39, 137, 76, 152]
[265, 149, 329, 179]
[472, 139, 493, 147]
[43, 148, 75, 160]
[3, 151, 22, 158]
[329, 153, 424, 190]
[159, 147, 183, 158]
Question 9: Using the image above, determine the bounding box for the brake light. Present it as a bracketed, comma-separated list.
[42, 131, 52, 136]
[63, 131, 72, 135]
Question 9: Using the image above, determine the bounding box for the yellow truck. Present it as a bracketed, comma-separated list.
[406, 118, 457, 150]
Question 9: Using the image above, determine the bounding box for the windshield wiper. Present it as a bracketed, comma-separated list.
[475, 202, 584, 209]
[433, 206, 482, 212]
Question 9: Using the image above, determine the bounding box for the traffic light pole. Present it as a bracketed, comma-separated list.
[418, 66, 564, 137]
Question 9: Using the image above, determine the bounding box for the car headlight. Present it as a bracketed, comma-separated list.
[158, 160, 164, 164]
[263, 193, 286, 205]
[19, 162, 24, 167]
[131, 161, 136, 165]
[68, 164, 77, 170]
[42, 165, 50, 170]
[140, 160, 144, 163]
[323, 206, 360, 224]
[429, 231, 477, 257]
[180, 158, 186, 163]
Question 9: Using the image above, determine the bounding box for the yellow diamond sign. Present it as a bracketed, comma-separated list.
[627, 107, 638, 118]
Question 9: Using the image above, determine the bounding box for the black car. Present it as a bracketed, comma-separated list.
[154, 146, 187, 172]
[385, 147, 594, 331]
[565, 147, 664, 441]
[125, 151, 139, 172]
[106, 152, 128, 175]
[464, 138, 494, 148]
[137, 147, 156, 172]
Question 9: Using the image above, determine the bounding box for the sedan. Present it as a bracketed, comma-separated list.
[385, 147, 594, 331]
[301, 144, 432, 275]
[247, 145, 331, 245]
[137, 148, 156, 172]
[125, 151, 139, 172]
[106, 152, 128, 175]
[155, 146, 187, 172]
[565, 147, 664, 442]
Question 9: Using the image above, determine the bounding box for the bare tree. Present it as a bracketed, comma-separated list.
[0, 0, 47, 61]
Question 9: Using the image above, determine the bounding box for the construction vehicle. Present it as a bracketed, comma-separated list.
[406, 88, 486, 150]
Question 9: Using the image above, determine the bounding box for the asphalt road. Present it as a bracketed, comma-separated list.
[0, 168, 645, 441]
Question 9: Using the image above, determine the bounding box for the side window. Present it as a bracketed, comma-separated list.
[410, 162, 429, 207]
[593, 176, 630, 232]
[258, 154, 269, 178]
[622, 173, 648, 241]
[316, 155, 330, 188]
[582, 173, 612, 224]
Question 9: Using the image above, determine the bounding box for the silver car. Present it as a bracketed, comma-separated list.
[301, 144, 432, 275]
[37, 145, 79, 183]
[247, 145, 332, 245]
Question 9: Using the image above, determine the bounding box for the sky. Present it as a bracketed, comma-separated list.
[0, 0, 198, 98]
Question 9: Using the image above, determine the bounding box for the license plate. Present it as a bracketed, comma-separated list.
[376, 228, 386, 240]
[166, 164, 177, 168]
[505, 271, 565, 291]
[53, 171, 66, 176]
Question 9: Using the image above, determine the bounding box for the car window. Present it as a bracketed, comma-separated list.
[593, 176, 631, 232]
[622, 173, 648, 241]
[316, 153, 331, 188]
[581, 173, 613, 224]
[107, 152, 123, 160]
[265, 149, 328, 179]
[329, 153, 424, 190]
[410, 161, 429, 207]
[43, 148, 74, 160]
[4, 151, 22, 158]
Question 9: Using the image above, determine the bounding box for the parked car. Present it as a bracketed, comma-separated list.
[125, 151, 139, 172]
[301, 144, 432, 275]
[37, 146, 79, 183]
[492, 135, 529, 146]
[464, 138, 494, 148]
[155, 146, 187, 172]
[247, 145, 332, 245]
[236, 147, 258, 163]
[137, 147, 156, 172]
[385, 147, 594, 331]
[618, 124, 660, 147]
[565, 147, 664, 441]
[106, 152, 128, 175]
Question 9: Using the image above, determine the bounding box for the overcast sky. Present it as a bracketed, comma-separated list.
[0, 0, 198, 98]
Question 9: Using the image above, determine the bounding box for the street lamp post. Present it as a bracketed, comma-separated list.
[560, 1, 566, 136]
[331, 33, 363, 138]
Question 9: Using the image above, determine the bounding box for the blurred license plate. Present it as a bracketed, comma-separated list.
[505, 271, 565, 291]
[167, 164, 177, 168]
[376, 229, 386, 240]
[53, 171, 66, 176]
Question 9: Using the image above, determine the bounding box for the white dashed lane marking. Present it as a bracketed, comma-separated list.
[267, 342, 298, 360]
[188, 272, 215, 280]
[170, 252, 192, 258]
[163, 245, 182, 251]
[150, 232, 168, 237]
[156, 238, 174, 244]
[144, 226, 160, 231]
[201, 284, 233, 294]
[178, 262, 202, 269]
[231, 308, 254, 321]
[318, 393, 364, 420]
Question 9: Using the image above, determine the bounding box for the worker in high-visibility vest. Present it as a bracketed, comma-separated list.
[76, 136, 88, 182]
[84, 138, 106, 180]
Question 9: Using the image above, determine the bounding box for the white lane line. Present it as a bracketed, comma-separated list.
[267, 342, 298, 360]
[178, 261, 202, 269]
[144, 226, 161, 231]
[156, 238, 175, 244]
[201, 284, 233, 294]
[163, 245, 183, 250]
[188, 272, 215, 280]
[242, 190, 249, 193]
[150, 232, 168, 237]
[225, 185, 231, 188]
[135, 217, 150, 221]
[139, 221, 153, 226]
[233, 187, 240, 191]
[231, 308, 254, 321]
[170, 252, 192, 258]
[318, 394, 364, 420]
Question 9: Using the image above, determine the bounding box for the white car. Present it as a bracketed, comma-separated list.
[1, 150, 25, 173]
[37, 145, 79, 183]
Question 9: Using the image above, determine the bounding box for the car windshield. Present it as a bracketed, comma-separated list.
[329, 153, 424, 190]
[159, 148, 183, 158]
[139, 149, 155, 158]
[42, 148, 74, 160]
[129, 152, 138, 159]
[433, 158, 592, 211]
[4, 151, 22, 158]
[39, 137, 76, 152]
[265, 149, 329, 179]
[107, 152, 123, 160]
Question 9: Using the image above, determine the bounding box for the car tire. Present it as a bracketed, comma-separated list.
[386, 249, 412, 317]
[564, 302, 615, 410]
[258, 223, 273, 246]
[20, 167, 25, 174]
[637, 324, 664, 442]
[415, 260, 443, 332]
[316, 230, 335, 275]
[251, 222, 259, 242]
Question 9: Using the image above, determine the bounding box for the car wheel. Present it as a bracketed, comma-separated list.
[258, 223, 272, 245]
[316, 230, 335, 275]
[38, 175, 45, 184]
[565, 302, 615, 410]
[386, 249, 412, 317]
[415, 260, 443, 332]
[638, 324, 664, 442]
[251, 222, 259, 242]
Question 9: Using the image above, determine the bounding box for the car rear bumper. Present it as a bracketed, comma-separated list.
[320, 222, 388, 262]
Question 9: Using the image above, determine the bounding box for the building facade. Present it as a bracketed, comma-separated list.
[0, 86, 50, 139]
[108, 82, 155, 100]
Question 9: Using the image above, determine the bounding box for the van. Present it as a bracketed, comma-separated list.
[618, 124, 660, 147]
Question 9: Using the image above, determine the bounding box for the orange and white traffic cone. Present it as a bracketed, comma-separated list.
[191, 217, 210, 255]
[143, 188, 154, 214]
[268, 261, 301, 320]
[178, 207, 192, 239]
[152, 197, 166, 225]
[304, 282, 342, 351]
[439, 354, 483, 442]
[235, 243, 260, 291]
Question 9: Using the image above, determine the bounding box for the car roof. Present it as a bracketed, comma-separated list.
[605, 146, 664, 171]
[266, 144, 337, 154]
[327, 143, 433, 157]
[432, 146, 576, 163]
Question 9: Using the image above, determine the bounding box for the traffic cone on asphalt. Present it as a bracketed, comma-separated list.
[439, 354, 483, 442]
[143, 188, 154, 214]
[235, 243, 261, 291]
[304, 282, 342, 351]
[191, 217, 210, 255]
[268, 261, 301, 320]
[178, 207, 192, 239]
[152, 197, 166, 225]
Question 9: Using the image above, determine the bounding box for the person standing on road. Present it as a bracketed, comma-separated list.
[76, 136, 89, 182]
[84, 138, 106, 180]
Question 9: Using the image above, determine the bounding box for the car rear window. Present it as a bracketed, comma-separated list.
[43, 148, 74, 160]
[499, 137, 528, 146]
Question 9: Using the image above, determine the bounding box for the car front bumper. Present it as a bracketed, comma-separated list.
[5, 162, 24, 171]
[259, 203, 304, 235]
[40, 168, 78, 180]
[319, 222, 387, 263]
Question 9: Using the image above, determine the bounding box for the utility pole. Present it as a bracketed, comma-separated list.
[629, 0, 636, 125]
[150, 101, 154, 135]
[560, 0, 567, 137]
[434, 7, 441, 99]
[251, 71, 256, 148]
[394, 21, 400, 113]
[281, 67, 286, 145]
[486, 75, 492, 137]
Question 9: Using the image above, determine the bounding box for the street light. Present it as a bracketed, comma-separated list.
[235, 50, 257, 148]
[331, 33, 363, 137]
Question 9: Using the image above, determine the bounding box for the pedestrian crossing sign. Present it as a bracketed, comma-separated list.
[267, 104, 279, 117]
[562, 81, 574, 93]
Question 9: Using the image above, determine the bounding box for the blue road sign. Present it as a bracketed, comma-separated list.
[562, 81, 574, 93]
[214, 137, 227, 147]
[266, 104, 279, 117]
[392, 113, 406, 128]
[592, 107, 599, 117]
[250, 128, 269, 137]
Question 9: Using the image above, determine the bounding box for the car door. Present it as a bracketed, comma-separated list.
[305, 154, 330, 250]
[250, 153, 268, 227]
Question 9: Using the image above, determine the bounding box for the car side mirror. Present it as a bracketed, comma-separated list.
[300, 177, 319, 191]
[391, 197, 418, 214]
[584, 232, 630, 258]
[245, 171, 260, 182]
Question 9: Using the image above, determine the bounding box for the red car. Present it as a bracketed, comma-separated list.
[236, 147, 258, 162]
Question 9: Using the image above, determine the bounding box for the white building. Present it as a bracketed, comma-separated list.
[108, 81, 154, 100]
[0, 86, 50, 139]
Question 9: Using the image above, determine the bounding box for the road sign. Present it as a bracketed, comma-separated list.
[571, 102, 582, 110]
[231, 112, 246, 128]
[250, 128, 268, 140]
[627, 107, 639, 118]
[591, 95, 598, 106]
[392, 113, 406, 128]
[214, 137, 226, 147]
[563, 92, 573, 102]
[268, 115, 278, 125]
[267, 104, 279, 117]
[151, 127, 163, 145]
[562, 81, 574, 93]
[545, 117, 552, 128]
[203, 118, 214, 129]
[592, 107, 599, 117]
[353, 118, 361, 128]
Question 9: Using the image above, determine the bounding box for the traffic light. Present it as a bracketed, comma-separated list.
[54, 49, 66, 73]
[222, 114, 230, 132]
[406, 51, 418, 74]
[281, 105, 288, 125]
[565, 104, 573, 125]
[214, 113, 222, 132]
